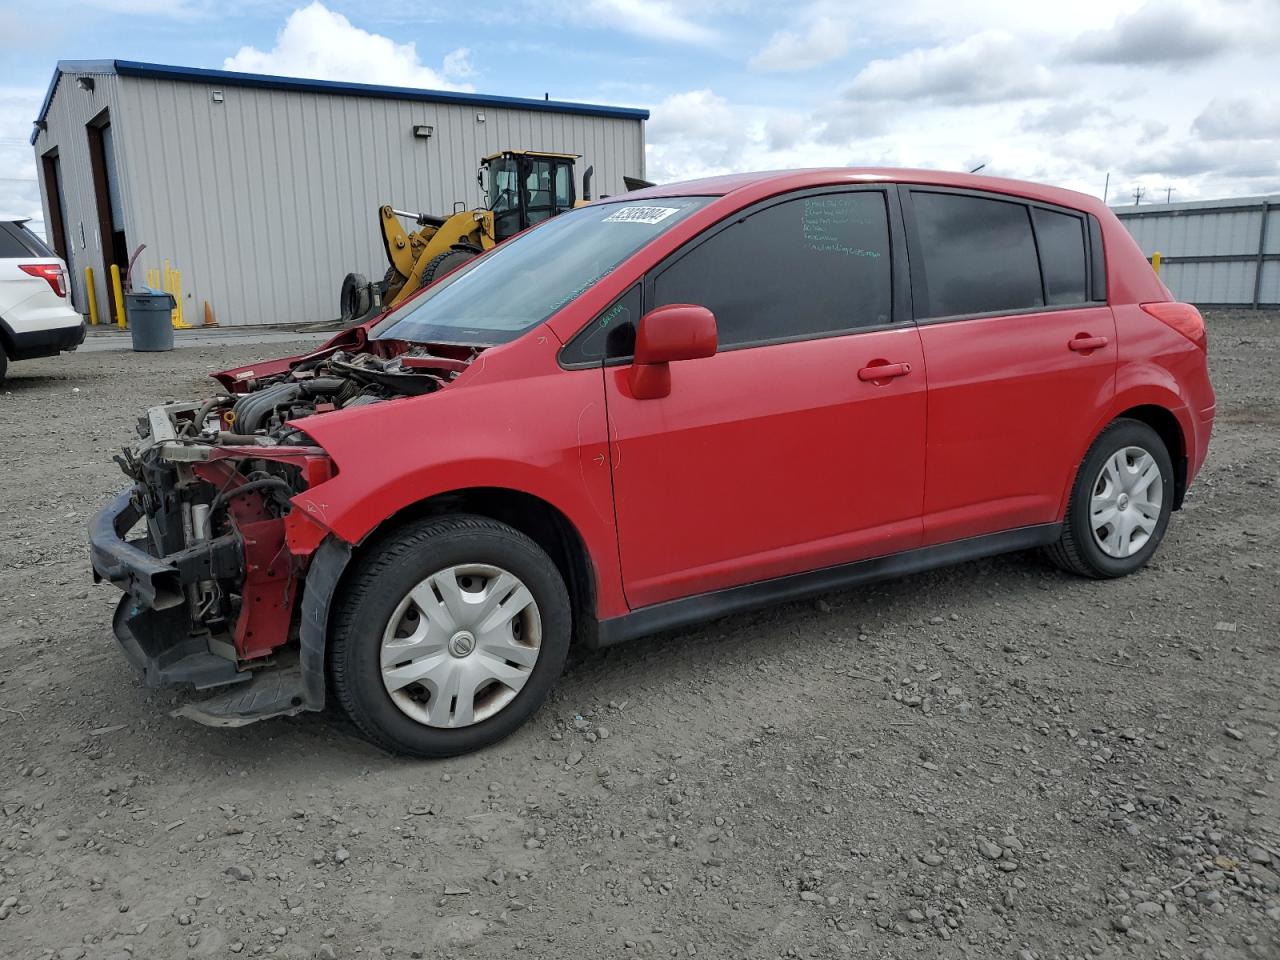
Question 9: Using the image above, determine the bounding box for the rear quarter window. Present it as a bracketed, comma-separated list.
[1033, 208, 1089, 305]
[0, 224, 36, 259]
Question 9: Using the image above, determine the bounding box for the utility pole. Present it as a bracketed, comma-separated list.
[1132, 187, 1145, 206]
[1164, 186, 1175, 204]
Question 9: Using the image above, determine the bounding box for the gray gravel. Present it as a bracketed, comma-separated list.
[1, 309, 1277, 959]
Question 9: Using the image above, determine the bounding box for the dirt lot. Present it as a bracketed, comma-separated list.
[1, 311, 1277, 960]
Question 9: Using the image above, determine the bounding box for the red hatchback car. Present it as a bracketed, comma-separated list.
[90, 169, 1215, 756]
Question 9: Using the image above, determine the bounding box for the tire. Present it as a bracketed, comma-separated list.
[330, 515, 571, 758]
[0, 343, 7, 385]
[420, 249, 476, 286]
[338, 272, 373, 325]
[1046, 418, 1174, 578]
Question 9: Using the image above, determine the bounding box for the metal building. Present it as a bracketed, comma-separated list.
[30, 60, 648, 327]
[1112, 194, 1279, 308]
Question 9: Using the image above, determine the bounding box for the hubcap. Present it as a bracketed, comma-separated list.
[1090, 446, 1163, 558]
[380, 563, 541, 729]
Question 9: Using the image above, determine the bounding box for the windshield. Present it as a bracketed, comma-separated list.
[373, 196, 711, 346]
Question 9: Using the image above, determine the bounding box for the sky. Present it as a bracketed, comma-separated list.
[2, 0, 1279, 233]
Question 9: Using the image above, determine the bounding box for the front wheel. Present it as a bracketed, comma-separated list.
[1046, 418, 1174, 578]
[330, 515, 571, 757]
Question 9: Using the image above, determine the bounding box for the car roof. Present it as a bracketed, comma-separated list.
[625, 168, 1107, 216]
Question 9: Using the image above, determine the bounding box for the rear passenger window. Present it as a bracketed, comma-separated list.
[652, 191, 893, 348]
[1033, 208, 1088, 305]
[912, 192, 1043, 318]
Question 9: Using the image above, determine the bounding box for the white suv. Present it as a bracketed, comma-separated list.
[0, 219, 85, 383]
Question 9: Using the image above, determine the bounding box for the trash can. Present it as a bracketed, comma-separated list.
[125, 289, 176, 352]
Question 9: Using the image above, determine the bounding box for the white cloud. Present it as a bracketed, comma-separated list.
[645, 89, 755, 181]
[845, 31, 1054, 105]
[1067, 1, 1238, 65]
[441, 48, 476, 81]
[1194, 97, 1280, 141]
[642, 0, 1280, 201]
[223, 2, 475, 91]
[576, 0, 718, 45]
[750, 5, 855, 71]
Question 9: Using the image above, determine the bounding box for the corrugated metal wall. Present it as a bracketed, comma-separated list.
[35, 69, 646, 327]
[1114, 196, 1280, 307]
[31, 68, 128, 313]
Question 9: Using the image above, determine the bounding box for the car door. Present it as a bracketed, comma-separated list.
[900, 187, 1117, 544]
[592, 187, 927, 610]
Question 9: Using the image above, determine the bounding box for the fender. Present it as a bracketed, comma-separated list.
[1055, 380, 1194, 517]
[290, 332, 627, 620]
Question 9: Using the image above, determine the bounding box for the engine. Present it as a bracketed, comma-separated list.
[163, 346, 468, 446]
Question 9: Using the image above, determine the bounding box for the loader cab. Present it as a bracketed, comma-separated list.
[482, 150, 580, 241]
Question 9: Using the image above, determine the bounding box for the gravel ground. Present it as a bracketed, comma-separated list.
[1, 310, 1277, 960]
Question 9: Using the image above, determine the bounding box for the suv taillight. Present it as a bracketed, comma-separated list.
[19, 262, 67, 298]
[1141, 301, 1206, 351]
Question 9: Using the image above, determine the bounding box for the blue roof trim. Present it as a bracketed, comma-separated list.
[32, 59, 648, 142]
[30, 60, 118, 144]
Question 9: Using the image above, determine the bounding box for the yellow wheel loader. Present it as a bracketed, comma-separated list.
[338, 150, 597, 324]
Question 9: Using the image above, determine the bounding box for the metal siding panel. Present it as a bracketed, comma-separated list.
[36, 73, 645, 326]
[1257, 260, 1280, 303]
[1264, 206, 1280, 256]
[1117, 203, 1277, 305]
[32, 70, 126, 312]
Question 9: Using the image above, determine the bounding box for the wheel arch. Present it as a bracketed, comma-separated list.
[1060, 395, 1192, 518]
[348, 486, 600, 644]
[299, 486, 605, 713]
[1112, 404, 1188, 509]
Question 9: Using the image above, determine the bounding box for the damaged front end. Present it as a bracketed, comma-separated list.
[89, 338, 473, 726]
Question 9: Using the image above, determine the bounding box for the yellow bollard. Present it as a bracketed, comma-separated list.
[110, 263, 126, 328]
[172, 269, 190, 328]
[1151, 251, 1162, 276]
[84, 267, 100, 326]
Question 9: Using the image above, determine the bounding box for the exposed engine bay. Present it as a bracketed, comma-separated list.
[181, 342, 475, 444]
[91, 339, 478, 725]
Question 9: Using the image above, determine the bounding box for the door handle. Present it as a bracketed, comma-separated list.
[1068, 334, 1109, 352]
[858, 361, 912, 382]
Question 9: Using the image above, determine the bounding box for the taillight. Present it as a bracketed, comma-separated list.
[1141, 301, 1206, 351]
[18, 262, 67, 298]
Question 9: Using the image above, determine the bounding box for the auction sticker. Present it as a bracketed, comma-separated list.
[603, 206, 681, 224]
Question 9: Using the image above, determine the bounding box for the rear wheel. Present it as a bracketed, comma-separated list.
[0, 343, 7, 384]
[1046, 419, 1174, 578]
[330, 515, 571, 757]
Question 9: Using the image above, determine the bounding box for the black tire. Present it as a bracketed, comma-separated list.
[338, 272, 373, 325]
[0, 343, 7, 385]
[330, 514, 571, 758]
[1046, 418, 1174, 578]
[420, 249, 476, 286]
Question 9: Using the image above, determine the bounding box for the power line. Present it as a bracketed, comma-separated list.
[0, 177, 38, 183]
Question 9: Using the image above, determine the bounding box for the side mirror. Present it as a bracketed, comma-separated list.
[628, 304, 717, 400]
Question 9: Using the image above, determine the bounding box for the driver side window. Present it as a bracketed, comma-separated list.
[651, 190, 893, 348]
